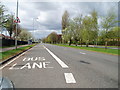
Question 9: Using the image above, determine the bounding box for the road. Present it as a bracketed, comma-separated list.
[0, 43, 118, 88]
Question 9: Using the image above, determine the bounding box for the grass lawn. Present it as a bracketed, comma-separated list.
[0, 44, 36, 62]
[54, 44, 119, 55]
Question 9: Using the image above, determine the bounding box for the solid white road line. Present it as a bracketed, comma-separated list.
[0, 47, 33, 70]
[64, 73, 76, 83]
[43, 45, 69, 68]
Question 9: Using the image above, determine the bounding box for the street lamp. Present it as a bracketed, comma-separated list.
[33, 18, 38, 42]
[0, 12, 3, 34]
[15, 0, 19, 49]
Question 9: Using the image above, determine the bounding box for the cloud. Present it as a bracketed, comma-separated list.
[2, 1, 118, 39]
[30, 29, 61, 38]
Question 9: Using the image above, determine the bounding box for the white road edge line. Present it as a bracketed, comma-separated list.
[0, 47, 33, 70]
[43, 45, 69, 68]
[64, 73, 76, 83]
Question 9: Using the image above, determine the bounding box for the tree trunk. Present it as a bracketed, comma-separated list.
[80, 39, 82, 47]
[86, 43, 88, 47]
[105, 41, 108, 49]
[75, 40, 78, 46]
[69, 39, 72, 46]
[10, 34, 12, 38]
[93, 40, 95, 47]
[96, 40, 98, 47]
[86, 40, 89, 47]
[75, 42, 77, 46]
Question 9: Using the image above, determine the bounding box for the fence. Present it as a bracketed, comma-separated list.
[1, 39, 28, 47]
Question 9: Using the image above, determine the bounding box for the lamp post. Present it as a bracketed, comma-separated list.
[0, 11, 3, 34]
[15, 0, 19, 49]
[33, 18, 38, 42]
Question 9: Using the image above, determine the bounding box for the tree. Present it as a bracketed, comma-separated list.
[72, 15, 83, 46]
[0, 2, 5, 19]
[62, 10, 69, 43]
[66, 20, 74, 46]
[46, 32, 58, 44]
[82, 16, 93, 47]
[62, 10, 69, 30]
[90, 10, 99, 46]
[4, 14, 14, 37]
[101, 10, 117, 49]
[0, 2, 8, 34]
[18, 29, 33, 41]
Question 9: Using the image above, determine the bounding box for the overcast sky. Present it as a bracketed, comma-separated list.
[1, 0, 119, 39]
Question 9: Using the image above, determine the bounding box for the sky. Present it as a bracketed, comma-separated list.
[1, 0, 119, 39]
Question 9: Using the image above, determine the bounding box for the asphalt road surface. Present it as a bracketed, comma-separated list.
[0, 43, 118, 88]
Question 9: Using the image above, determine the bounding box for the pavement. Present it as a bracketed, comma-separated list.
[0, 45, 29, 52]
[0, 43, 118, 88]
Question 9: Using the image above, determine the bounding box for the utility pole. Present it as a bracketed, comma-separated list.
[33, 18, 38, 42]
[15, 0, 19, 49]
[11, 13, 14, 38]
[0, 12, 3, 34]
[33, 18, 34, 42]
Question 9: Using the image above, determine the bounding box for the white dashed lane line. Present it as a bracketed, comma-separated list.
[64, 73, 76, 83]
[43, 45, 69, 68]
[43, 45, 76, 84]
[80, 52, 86, 54]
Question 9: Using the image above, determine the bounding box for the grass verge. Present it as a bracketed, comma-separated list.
[0, 44, 36, 62]
[54, 44, 119, 55]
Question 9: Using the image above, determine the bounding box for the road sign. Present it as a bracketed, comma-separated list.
[14, 17, 20, 23]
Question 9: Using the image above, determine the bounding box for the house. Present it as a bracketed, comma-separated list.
[0, 34, 15, 40]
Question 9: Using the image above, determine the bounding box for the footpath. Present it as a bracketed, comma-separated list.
[0, 45, 28, 52]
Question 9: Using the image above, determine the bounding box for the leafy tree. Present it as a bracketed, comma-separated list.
[18, 29, 33, 41]
[90, 10, 99, 46]
[64, 19, 75, 46]
[72, 15, 83, 46]
[0, 2, 8, 33]
[101, 10, 117, 49]
[82, 16, 93, 47]
[62, 10, 69, 43]
[4, 14, 14, 37]
[62, 10, 69, 30]
[107, 26, 119, 42]
[46, 32, 58, 44]
[0, 2, 5, 18]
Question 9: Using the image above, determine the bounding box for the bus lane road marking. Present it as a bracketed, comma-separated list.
[9, 57, 54, 70]
[0, 48, 32, 70]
